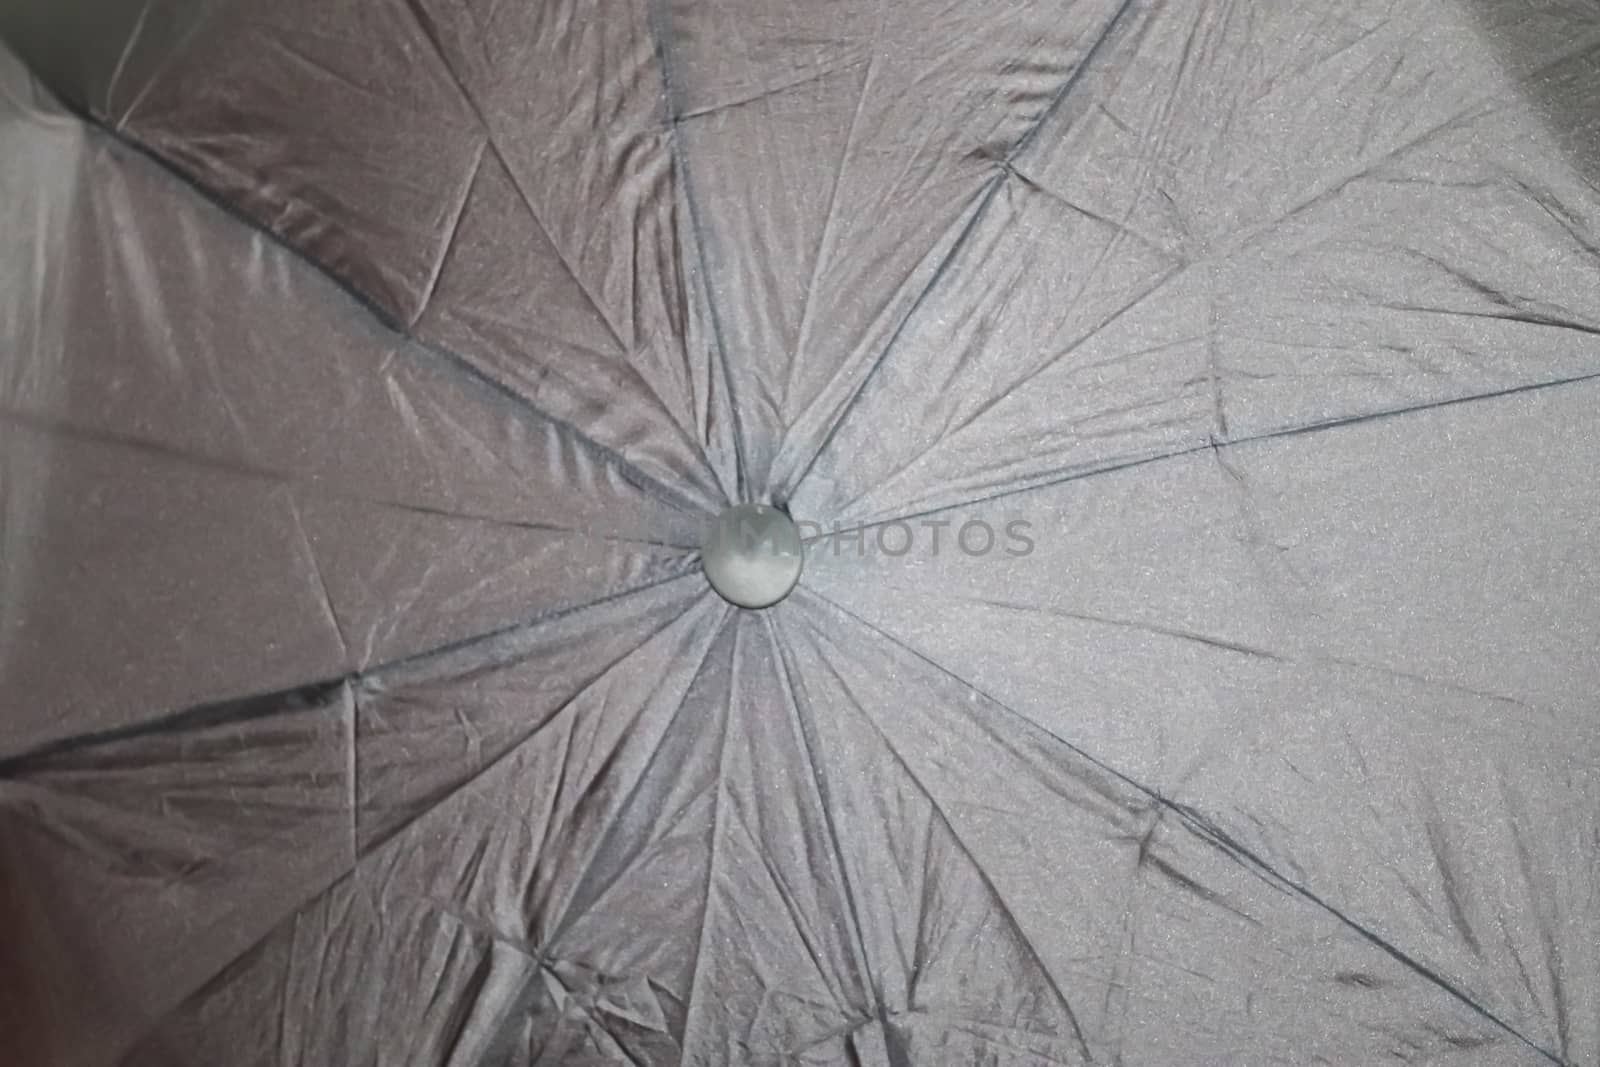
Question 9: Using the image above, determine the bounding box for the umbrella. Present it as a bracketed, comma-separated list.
[2, 0, 1598, 1063]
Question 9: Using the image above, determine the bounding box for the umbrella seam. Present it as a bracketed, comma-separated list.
[0, 406, 704, 551]
[408, 135, 490, 336]
[391, 0, 735, 497]
[0, 567, 701, 775]
[832, 366, 1600, 535]
[765, 611, 882, 1018]
[676, 611, 743, 1062]
[113, 0, 234, 130]
[781, 50, 880, 428]
[52, 101, 721, 522]
[644, 0, 752, 503]
[774, 0, 1142, 503]
[802, 587, 1571, 1065]
[786, 594, 1097, 1061]
[540, 595, 731, 946]
[104, 584, 718, 1061]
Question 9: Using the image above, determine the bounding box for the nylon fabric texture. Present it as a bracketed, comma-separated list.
[1, 1, 1599, 1065]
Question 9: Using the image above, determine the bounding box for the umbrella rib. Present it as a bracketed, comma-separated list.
[331, 559, 703, 684]
[410, 135, 489, 336]
[823, 259, 1192, 520]
[644, 0, 752, 502]
[776, 171, 1005, 505]
[0, 566, 699, 776]
[464, 134, 740, 503]
[113, 0, 233, 130]
[476, 135, 632, 357]
[968, 596, 1287, 664]
[368, 601, 726, 966]
[764, 612, 881, 1015]
[60, 107, 718, 522]
[540, 598, 732, 946]
[0, 408, 703, 551]
[781, 51, 879, 422]
[351, 497, 702, 550]
[1172, 812, 1572, 1066]
[779, 15, 1596, 516]
[396, 0, 631, 357]
[282, 488, 352, 670]
[354, 585, 716, 892]
[108, 583, 716, 1059]
[395, 0, 735, 504]
[400, 307, 716, 524]
[835, 365, 1600, 536]
[803, 588, 1571, 1066]
[0, 677, 351, 780]
[785, 594, 1095, 1062]
[676, 614, 742, 1062]
[776, 0, 1141, 504]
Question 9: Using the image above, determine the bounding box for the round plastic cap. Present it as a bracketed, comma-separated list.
[701, 503, 804, 609]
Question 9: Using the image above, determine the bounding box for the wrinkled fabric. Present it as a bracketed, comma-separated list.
[2, 0, 1599, 1064]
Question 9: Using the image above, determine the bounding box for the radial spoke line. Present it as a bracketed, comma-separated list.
[966, 595, 1287, 663]
[0, 678, 349, 778]
[801, 588, 1569, 1066]
[764, 612, 879, 1014]
[825, 259, 1190, 520]
[775, 171, 1004, 505]
[113, 0, 231, 129]
[398, 0, 736, 504]
[375, 589, 715, 863]
[463, 131, 736, 504]
[114, 588, 717, 1059]
[784, 596, 1094, 1061]
[65, 106, 719, 521]
[354, 586, 716, 865]
[0, 567, 701, 775]
[1005, 0, 1142, 166]
[776, 0, 1142, 503]
[410, 135, 489, 333]
[781, 49, 879, 421]
[677, 615, 742, 1063]
[477, 136, 631, 357]
[644, 0, 750, 503]
[832, 365, 1600, 537]
[543, 599, 732, 945]
[398, 0, 629, 361]
[342, 560, 705, 685]
[400, 295, 718, 522]
[0, 407, 705, 551]
[344, 495, 703, 551]
[1170, 807, 1569, 1066]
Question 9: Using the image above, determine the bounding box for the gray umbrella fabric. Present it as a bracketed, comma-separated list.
[1, 1, 1598, 1064]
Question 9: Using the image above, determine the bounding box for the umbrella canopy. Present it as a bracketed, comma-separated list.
[3, 0, 1599, 1064]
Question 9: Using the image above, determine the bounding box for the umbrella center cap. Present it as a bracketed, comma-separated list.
[702, 503, 804, 609]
